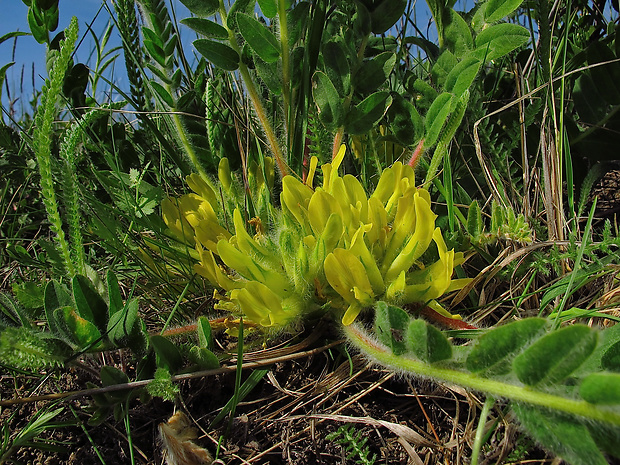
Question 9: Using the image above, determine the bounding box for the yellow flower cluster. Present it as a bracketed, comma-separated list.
[162, 146, 470, 328]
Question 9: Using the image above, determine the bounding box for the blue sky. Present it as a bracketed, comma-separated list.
[1, 0, 443, 116]
[1, 1, 113, 110]
[0, 1, 194, 114]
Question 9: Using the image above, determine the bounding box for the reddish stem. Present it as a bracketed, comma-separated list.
[407, 138, 426, 168]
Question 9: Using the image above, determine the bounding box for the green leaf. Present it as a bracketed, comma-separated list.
[369, 0, 407, 34]
[388, 93, 423, 146]
[466, 318, 546, 375]
[150, 80, 175, 107]
[602, 340, 620, 372]
[431, 50, 458, 90]
[406, 319, 452, 363]
[353, 51, 396, 94]
[403, 36, 440, 61]
[580, 372, 620, 404]
[237, 13, 280, 63]
[443, 9, 473, 57]
[189, 346, 220, 369]
[257, 0, 277, 18]
[444, 55, 481, 98]
[12, 281, 45, 312]
[181, 18, 228, 39]
[0, 31, 29, 46]
[0, 62, 14, 92]
[106, 270, 123, 318]
[573, 73, 608, 124]
[72, 275, 108, 333]
[323, 41, 350, 97]
[587, 42, 620, 105]
[196, 316, 213, 350]
[141, 26, 163, 48]
[473, 23, 529, 63]
[54, 306, 102, 350]
[312, 71, 344, 131]
[194, 39, 240, 71]
[226, 0, 258, 31]
[287, 2, 309, 45]
[147, 368, 179, 401]
[0, 293, 24, 328]
[151, 335, 184, 372]
[540, 268, 592, 311]
[107, 298, 139, 348]
[100, 366, 131, 401]
[484, 0, 524, 23]
[28, 6, 48, 43]
[513, 325, 598, 386]
[44, 280, 73, 336]
[0, 326, 69, 370]
[255, 56, 282, 95]
[374, 301, 409, 355]
[143, 39, 166, 67]
[424, 92, 453, 148]
[344, 91, 392, 135]
[179, 0, 218, 17]
[512, 403, 609, 465]
[466, 200, 483, 239]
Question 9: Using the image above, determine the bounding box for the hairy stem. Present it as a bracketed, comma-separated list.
[219, 0, 288, 177]
[344, 324, 620, 426]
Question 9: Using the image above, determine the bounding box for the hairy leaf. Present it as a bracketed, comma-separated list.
[602, 340, 620, 372]
[179, 0, 218, 17]
[237, 13, 280, 63]
[323, 41, 350, 97]
[181, 18, 228, 39]
[54, 306, 102, 350]
[406, 319, 452, 363]
[513, 325, 597, 386]
[424, 92, 453, 148]
[513, 403, 609, 465]
[313, 71, 344, 130]
[257, 0, 277, 18]
[45, 280, 72, 336]
[467, 318, 546, 375]
[388, 93, 423, 146]
[443, 9, 473, 57]
[444, 55, 481, 98]
[107, 270, 123, 318]
[344, 91, 392, 135]
[72, 275, 108, 333]
[151, 335, 184, 372]
[580, 372, 620, 404]
[196, 316, 214, 350]
[353, 52, 396, 94]
[107, 298, 139, 348]
[485, 0, 525, 23]
[189, 346, 220, 369]
[375, 301, 409, 355]
[369, 0, 407, 34]
[466, 200, 483, 239]
[194, 39, 240, 71]
[473, 23, 529, 63]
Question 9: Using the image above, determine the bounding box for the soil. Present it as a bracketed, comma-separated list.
[1, 328, 552, 465]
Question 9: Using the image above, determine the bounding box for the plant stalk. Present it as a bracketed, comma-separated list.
[344, 324, 620, 427]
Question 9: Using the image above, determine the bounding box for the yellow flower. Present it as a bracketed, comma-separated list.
[161, 147, 471, 329]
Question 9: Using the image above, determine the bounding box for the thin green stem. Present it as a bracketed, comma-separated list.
[344, 324, 620, 427]
[219, 0, 288, 176]
[278, 0, 291, 137]
[471, 396, 495, 465]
